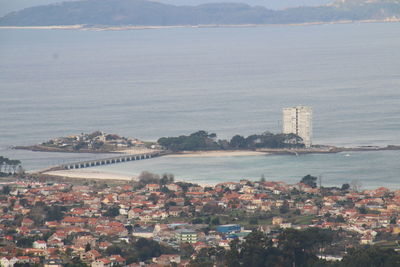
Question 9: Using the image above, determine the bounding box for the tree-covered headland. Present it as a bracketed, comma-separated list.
[157, 130, 304, 151]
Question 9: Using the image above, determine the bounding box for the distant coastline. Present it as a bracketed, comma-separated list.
[1, 0, 399, 30]
[0, 19, 399, 31]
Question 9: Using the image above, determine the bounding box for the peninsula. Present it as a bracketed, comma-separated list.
[14, 130, 400, 157]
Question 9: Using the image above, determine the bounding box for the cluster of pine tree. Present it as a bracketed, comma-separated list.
[189, 229, 400, 267]
[0, 156, 22, 176]
[158, 130, 304, 152]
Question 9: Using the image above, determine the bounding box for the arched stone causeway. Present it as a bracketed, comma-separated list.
[60, 151, 161, 170]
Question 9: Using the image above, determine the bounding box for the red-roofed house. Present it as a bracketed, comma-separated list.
[62, 216, 86, 227]
[92, 258, 111, 267]
[145, 184, 160, 192]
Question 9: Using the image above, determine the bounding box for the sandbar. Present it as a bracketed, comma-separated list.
[1, 19, 399, 32]
[44, 169, 134, 180]
[116, 148, 161, 154]
[43, 169, 216, 187]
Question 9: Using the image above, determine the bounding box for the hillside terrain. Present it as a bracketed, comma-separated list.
[0, 0, 399, 26]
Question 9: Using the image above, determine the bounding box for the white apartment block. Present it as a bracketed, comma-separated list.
[282, 106, 312, 148]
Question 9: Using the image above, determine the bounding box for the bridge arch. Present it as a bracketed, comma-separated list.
[56, 152, 160, 170]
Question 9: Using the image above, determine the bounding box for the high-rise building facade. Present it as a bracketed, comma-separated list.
[282, 106, 312, 148]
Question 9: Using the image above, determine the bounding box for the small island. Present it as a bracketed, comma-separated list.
[14, 131, 156, 153]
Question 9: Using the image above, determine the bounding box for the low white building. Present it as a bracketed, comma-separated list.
[33, 240, 47, 249]
[0, 257, 19, 267]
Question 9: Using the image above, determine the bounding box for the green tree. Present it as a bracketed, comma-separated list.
[249, 217, 258, 225]
[16, 236, 34, 248]
[211, 217, 221, 225]
[189, 248, 214, 267]
[148, 193, 159, 204]
[230, 135, 247, 149]
[180, 243, 195, 259]
[338, 246, 400, 267]
[225, 239, 241, 267]
[64, 257, 89, 267]
[1, 185, 11, 195]
[341, 183, 350, 191]
[226, 230, 285, 267]
[104, 206, 120, 217]
[134, 238, 162, 261]
[278, 228, 333, 267]
[191, 218, 203, 224]
[85, 243, 91, 252]
[279, 201, 290, 214]
[301, 174, 318, 188]
[46, 205, 65, 221]
[28, 202, 46, 225]
[105, 245, 123, 256]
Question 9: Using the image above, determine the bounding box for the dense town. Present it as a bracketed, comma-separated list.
[1, 173, 400, 267]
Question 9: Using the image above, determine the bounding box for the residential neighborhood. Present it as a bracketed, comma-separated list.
[1, 175, 400, 266]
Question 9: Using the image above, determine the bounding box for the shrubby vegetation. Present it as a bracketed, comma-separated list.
[158, 130, 304, 151]
[300, 174, 318, 188]
[334, 246, 400, 267]
[0, 156, 22, 176]
[28, 201, 66, 225]
[104, 238, 177, 264]
[135, 171, 175, 188]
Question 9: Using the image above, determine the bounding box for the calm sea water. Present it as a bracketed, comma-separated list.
[0, 23, 399, 188]
[91, 151, 400, 189]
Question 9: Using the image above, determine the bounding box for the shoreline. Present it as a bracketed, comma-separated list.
[34, 147, 400, 187]
[257, 144, 400, 154]
[165, 150, 268, 158]
[0, 19, 398, 31]
[41, 169, 214, 187]
[13, 145, 159, 155]
[15, 144, 400, 156]
[43, 169, 135, 181]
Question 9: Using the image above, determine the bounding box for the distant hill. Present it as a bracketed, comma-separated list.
[0, 0, 399, 27]
[0, 0, 333, 17]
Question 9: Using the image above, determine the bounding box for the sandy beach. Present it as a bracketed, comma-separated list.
[165, 150, 268, 158]
[1, 19, 398, 32]
[116, 148, 162, 154]
[44, 169, 134, 180]
[42, 169, 217, 187]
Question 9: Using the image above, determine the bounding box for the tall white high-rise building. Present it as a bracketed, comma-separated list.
[282, 106, 312, 148]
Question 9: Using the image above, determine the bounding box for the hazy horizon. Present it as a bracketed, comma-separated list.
[0, 0, 332, 17]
